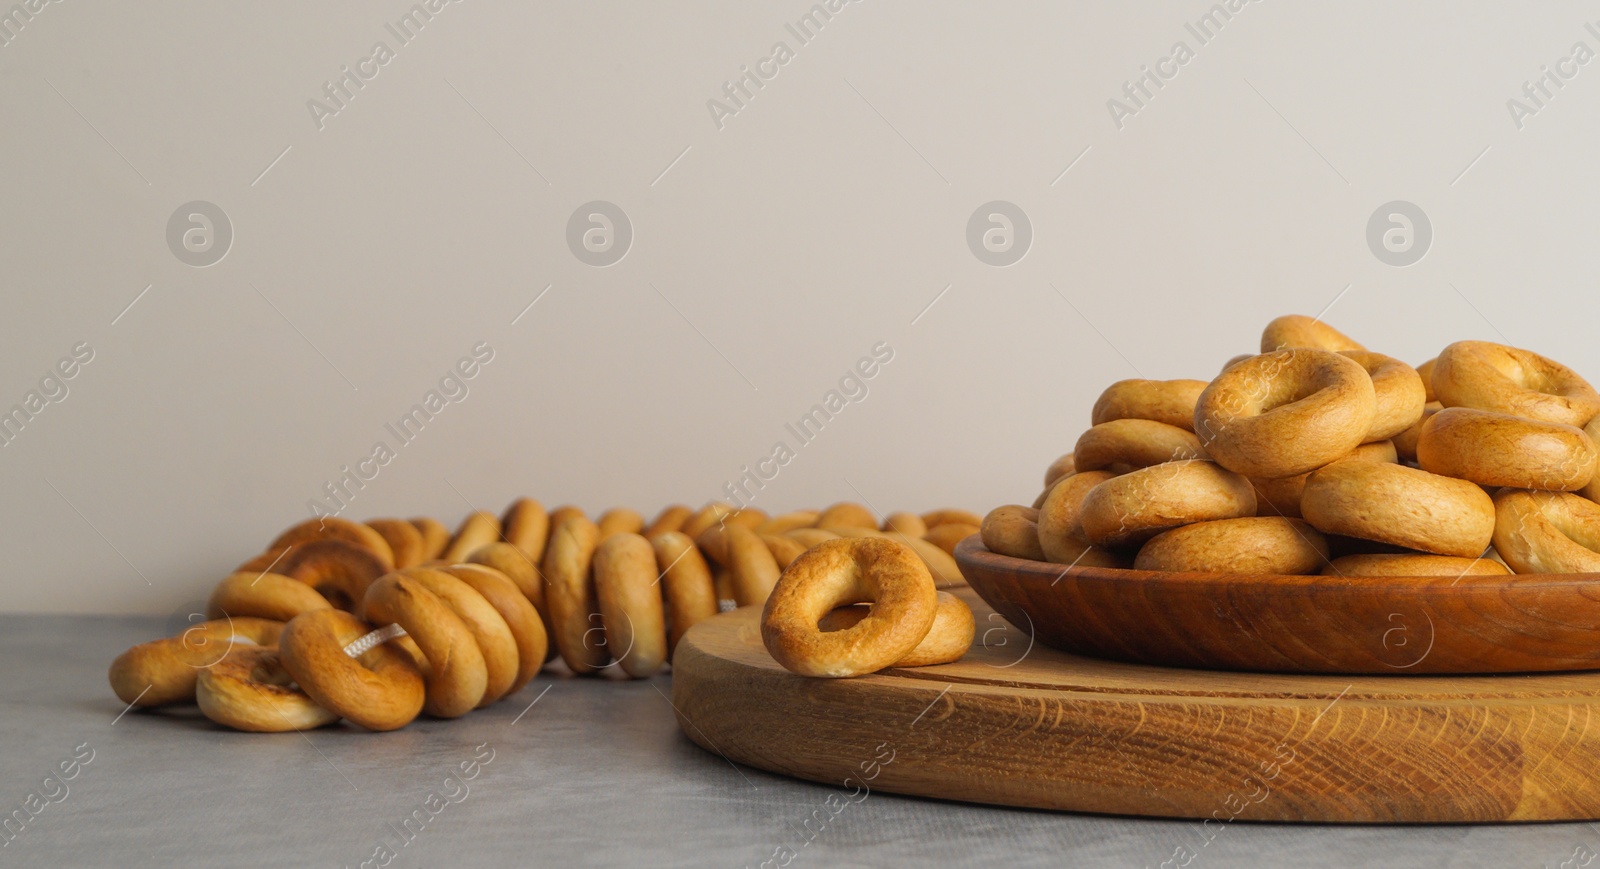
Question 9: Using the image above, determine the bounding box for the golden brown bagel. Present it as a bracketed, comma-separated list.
[1248, 440, 1398, 519]
[1035, 471, 1130, 567]
[596, 508, 644, 538]
[761, 538, 937, 678]
[1416, 357, 1438, 403]
[277, 609, 425, 731]
[500, 498, 550, 562]
[274, 539, 391, 611]
[546, 505, 588, 532]
[397, 567, 519, 706]
[679, 503, 734, 539]
[1195, 349, 1377, 478]
[1340, 351, 1426, 442]
[1417, 407, 1598, 491]
[466, 540, 541, 602]
[643, 504, 692, 538]
[1393, 402, 1442, 463]
[1043, 453, 1076, 488]
[1584, 416, 1600, 504]
[1259, 314, 1364, 352]
[650, 531, 719, 658]
[922, 522, 979, 557]
[1492, 489, 1600, 574]
[1433, 341, 1600, 427]
[755, 511, 820, 535]
[359, 572, 488, 717]
[270, 517, 394, 568]
[724, 526, 781, 605]
[979, 505, 1044, 561]
[439, 511, 501, 563]
[206, 571, 332, 622]
[1078, 460, 1256, 548]
[366, 519, 425, 569]
[785, 528, 838, 549]
[814, 502, 877, 530]
[542, 516, 608, 674]
[109, 617, 284, 707]
[818, 591, 973, 667]
[760, 533, 809, 569]
[920, 509, 983, 529]
[822, 526, 966, 588]
[196, 646, 340, 732]
[1073, 419, 1205, 472]
[410, 517, 450, 561]
[436, 563, 546, 693]
[1134, 517, 1328, 574]
[881, 512, 928, 537]
[1090, 379, 1209, 431]
[1300, 461, 1495, 558]
[1322, 553, 1509, 577]
[593, 533, 668, 678]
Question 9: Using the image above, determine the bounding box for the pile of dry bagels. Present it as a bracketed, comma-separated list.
[982, 314, 1600, 578]
[110, 499, 980, 731]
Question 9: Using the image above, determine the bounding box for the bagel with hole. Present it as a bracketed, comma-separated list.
[1195, 349, 1377, 478]
[196, 646, 340, 732]
[274, 538, 391, 611]
[270, 517, 394, 568]
[761, 537, 937, 678]
[109, 617, 284, 707]
[1433, 340, 1600, 427]
[278, 609, 425, 731]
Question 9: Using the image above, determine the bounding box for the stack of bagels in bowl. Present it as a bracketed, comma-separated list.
[982, 315, 1600, 578]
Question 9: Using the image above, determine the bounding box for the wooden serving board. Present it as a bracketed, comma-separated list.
[671, 587, 1600, 823]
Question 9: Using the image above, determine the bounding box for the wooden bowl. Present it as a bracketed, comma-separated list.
[954, 536, 1600, 675]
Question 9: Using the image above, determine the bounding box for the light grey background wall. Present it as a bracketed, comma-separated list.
[2, 1, 1596, 613]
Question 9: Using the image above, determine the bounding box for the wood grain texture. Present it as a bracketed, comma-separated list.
[955, 536, 1600, 675]
[671, 587, 1600, 822]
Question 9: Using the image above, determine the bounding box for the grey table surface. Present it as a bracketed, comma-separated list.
[3, 615, 1596, 869]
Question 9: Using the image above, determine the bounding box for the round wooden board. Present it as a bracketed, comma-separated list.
[671, 587, 1600, 823]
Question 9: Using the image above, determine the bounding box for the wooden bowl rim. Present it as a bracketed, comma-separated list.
[952, 535, 1600, 593]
